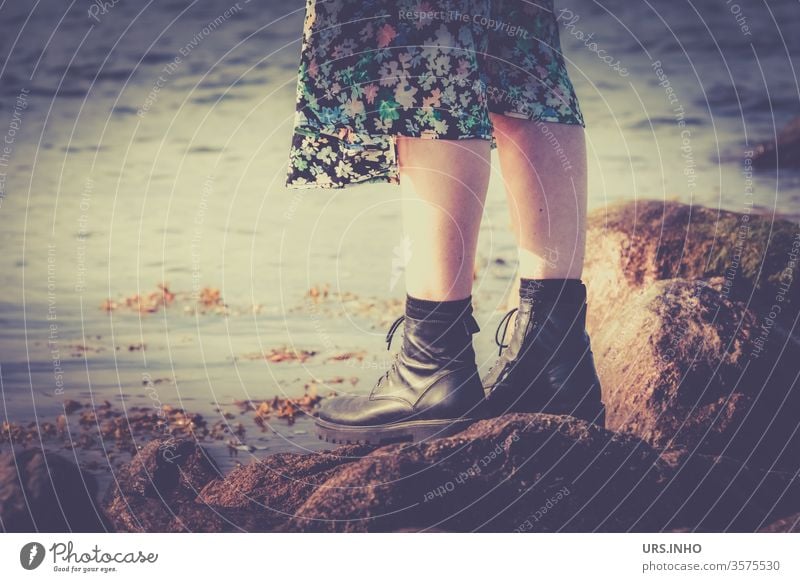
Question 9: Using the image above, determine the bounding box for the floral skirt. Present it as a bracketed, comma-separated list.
[285, 0, 584, 189]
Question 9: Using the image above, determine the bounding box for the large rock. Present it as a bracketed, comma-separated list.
[101, 438, 262, 533]
[504, 201, 798, 327]
[286, 414, 669, 532]
[591, 278, 799, 470]
[657, 447, 800, 532]
[104, 417, 800, 532]
[0, 448, 109, 532]
[582, 201, 799, 471]
[584, 200, 799, 320]
[500, 202, 798, 471]
[285, 415, 799, 533]
[197, 444, 372, 517]
[103, 437, 369, 532]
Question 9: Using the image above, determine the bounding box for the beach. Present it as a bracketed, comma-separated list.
[1, 0, 799, 499]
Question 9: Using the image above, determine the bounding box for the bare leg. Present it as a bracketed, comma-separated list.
[489, 115, 588, 309]
[480, 115, 605, 427]
[314, 137, 492, 443]
[397, 136, 491, 301]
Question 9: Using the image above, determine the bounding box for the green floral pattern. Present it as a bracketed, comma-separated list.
[286, 0, 584, 189]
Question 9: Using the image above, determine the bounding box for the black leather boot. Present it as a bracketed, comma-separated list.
[482, 281, 606, 426]
[315, 301, 486, 445]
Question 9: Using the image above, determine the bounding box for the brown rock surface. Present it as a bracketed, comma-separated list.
[285, 414, 668, 532]
[101, 438, 246, 533]
[591, 279, 799, 466]
[583, 201, 799, 471]
[102, 438, 372, 532]
[103, 417, 800, 532]
[584, 200, 799, 320]
[197, 444, 372, 515]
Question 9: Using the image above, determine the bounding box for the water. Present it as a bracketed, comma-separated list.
[1, 0, 798, 487]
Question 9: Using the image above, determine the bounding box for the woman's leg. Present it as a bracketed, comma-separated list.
[314, 137, 492, 444]
[396, 136, 491, 300]
[481, 114, 605, 426]
[489, 114, 588, 308]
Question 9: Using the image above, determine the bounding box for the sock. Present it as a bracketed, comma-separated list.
[405, 294, 473, 321]
[519, 278, 586, 304]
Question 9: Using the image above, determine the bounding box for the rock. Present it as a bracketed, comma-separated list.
[0, 448, 109, 532]
[285, 415, 800, 532]
[657, 448, 800, 532]
[581, 201, 800, 472]
[197, 444, 371, 515]
[584, 200, 800, 321]
[285, 414, 671, 532]
[752, 117, 800, 169]
[103, 437, 370, 532]
[502, 201, 798, 471]
[116, 438, 221, 498]
[102, 438, 232, 532]
[103, 415, 800, 532]
[591, 278, 800, 469]
[103, 495, 255, 533]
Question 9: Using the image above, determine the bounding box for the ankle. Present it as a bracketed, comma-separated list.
[405, 294, 473, 321]
[519, 278, 586, 305]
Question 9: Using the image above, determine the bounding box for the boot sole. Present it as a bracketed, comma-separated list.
[315, 417, 477, 445]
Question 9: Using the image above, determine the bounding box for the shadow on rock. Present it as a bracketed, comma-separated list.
[0, 448, 110, 532]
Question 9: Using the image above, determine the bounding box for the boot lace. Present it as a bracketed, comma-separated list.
[373, 315, 405, 390]
[377, 312, 479, 386]
[385, 315, 405, 351]
[494, 308, 518, 356]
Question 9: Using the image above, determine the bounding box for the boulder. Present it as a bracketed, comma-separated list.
[110, 438, 221, 499]
[581, 201, 799, 471]
[657, 448, 800, 532]
[102, 438, 246, 533]
[591, 278, 800, 470]
[0, 448, 109, 532]
[104, 416, 800, 532]
[285, 413, 670, 532]
[285, 415, 799, 533]
[103, 437, 369, 532]
[499, 202, 798, 471]
[197, 444, 372, 516]
[584, 200, 799, 322]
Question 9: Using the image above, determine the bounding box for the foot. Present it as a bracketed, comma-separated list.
[482, 280, 606, 427]
[315, 298, 486, 445]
